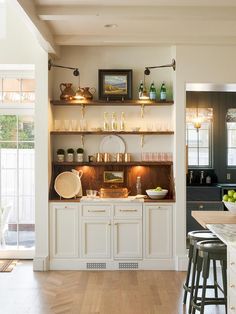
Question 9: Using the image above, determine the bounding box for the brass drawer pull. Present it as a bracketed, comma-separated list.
[88, 209, 106, 212]
[119, 209, 138, 212]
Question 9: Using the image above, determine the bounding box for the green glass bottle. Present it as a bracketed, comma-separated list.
[160, 82, 167, 101]
[138, 80, 144, 99]
[149, 81, 156, 100]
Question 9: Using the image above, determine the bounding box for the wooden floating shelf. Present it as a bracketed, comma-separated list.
[50, 131, 174, 135]
[53, 161, 173, 166]
[51, 99, 174, 106]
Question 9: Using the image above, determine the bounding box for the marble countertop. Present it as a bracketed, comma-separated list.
[207, 224, 236, 249]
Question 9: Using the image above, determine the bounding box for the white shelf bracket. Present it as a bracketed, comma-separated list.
[81, 104, 85, 118]
[141, 134, 144, 148]
[140, 104, 145, 118]
[81, 135, 84, 148]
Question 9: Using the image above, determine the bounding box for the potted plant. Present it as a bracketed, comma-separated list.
[57, 148, 65, 162]
[66, 148, 74, 162]
[76, 148, 84, 162]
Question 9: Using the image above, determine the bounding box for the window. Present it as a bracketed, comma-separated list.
[226, 109, 236, 166]
[0, 73, 35, 251]
[186, 108, 213, 167]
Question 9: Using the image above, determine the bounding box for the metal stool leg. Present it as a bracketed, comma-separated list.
[212, 260, 218, 298]
[188, 244, 198, 314]
[192, 256, 203, 314]
[183, 244, 194, 304]
[200, 252, 210, 314]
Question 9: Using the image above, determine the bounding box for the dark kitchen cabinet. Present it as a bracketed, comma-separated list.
[187, 201, 223, 234]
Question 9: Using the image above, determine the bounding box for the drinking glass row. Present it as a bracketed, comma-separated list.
[141, 152, 173, 161]
[54, 119, 172, 132]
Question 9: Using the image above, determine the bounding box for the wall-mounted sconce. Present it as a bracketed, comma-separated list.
[144, 59, 176, 75]
[48, 59, 79, 77]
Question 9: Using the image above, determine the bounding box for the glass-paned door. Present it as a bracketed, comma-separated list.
[0, 74, 35, 258]
[0, 114, 35, 253]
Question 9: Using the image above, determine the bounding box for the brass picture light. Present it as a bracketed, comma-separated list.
[48, 59, 79, 77]
[144, 59, 176, 75]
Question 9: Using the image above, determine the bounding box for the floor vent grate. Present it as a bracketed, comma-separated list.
[119, 262, 139, 269]
[86, 263, 106, 269]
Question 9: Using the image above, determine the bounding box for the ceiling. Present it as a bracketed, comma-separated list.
[14, 0, 236, 50]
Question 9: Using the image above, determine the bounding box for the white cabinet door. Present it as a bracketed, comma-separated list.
[113, 220, 142, 259]
[145, 204, 172, 259]
[50, 203, 79, 258]
[81, 220, 111, 259]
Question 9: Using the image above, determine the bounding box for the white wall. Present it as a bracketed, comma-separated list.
[0, 2, 49, 270]
[52, 46, 174, 161]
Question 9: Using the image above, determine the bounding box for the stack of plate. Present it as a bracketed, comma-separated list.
[54, 172, 81, 199]
[99, 135, 125, 154]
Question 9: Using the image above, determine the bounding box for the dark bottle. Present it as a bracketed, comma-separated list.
[138, 80, 144, 99]
[149, 81, 157, 100]
[160, 82, 167, 101]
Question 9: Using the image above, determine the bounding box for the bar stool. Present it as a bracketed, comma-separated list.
[192, 240, 227, 314]
[183, 230, 218, 314]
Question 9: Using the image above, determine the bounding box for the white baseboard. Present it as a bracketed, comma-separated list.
[49, 258, 175, 271]
[175, 253, 188, 271]
[33, 255, 49, 271]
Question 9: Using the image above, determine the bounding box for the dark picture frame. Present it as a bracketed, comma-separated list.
[99, 69, 132, 100]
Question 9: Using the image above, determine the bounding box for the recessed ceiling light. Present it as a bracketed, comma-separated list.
[104, 24, 118, 28]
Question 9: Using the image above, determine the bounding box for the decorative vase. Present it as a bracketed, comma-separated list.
[59, 83, 75, 100]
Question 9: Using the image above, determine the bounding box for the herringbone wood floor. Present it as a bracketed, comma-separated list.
[0, 261, 225, 314]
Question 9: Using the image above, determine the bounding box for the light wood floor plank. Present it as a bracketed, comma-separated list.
[0, 261, 226, 314]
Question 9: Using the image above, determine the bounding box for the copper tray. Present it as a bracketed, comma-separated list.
[99, 187, 129, 198]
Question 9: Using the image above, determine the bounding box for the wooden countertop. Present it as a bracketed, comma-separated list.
[192, 211, 236, 228]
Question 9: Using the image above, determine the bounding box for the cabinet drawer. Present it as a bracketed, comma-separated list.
[187, 201, 224, 211]
[81, 205, 111, 217]
[114, 204, 142, 218]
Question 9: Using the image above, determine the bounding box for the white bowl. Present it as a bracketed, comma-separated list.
[223, 201, 236, 213]
[146, 189, 168, 200]
[86, 190, 98, 198]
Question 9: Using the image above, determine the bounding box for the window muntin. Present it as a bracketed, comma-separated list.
[0, 78, 35, 104]
[186, 108, 213, 168]
[226, 109, 236, 166]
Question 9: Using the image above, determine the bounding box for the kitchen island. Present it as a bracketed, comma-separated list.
[192, 210, 236, 313]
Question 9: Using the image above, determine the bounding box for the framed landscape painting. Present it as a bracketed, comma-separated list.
[104, 171, 124, 183]
[99, 69, 132, 100]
